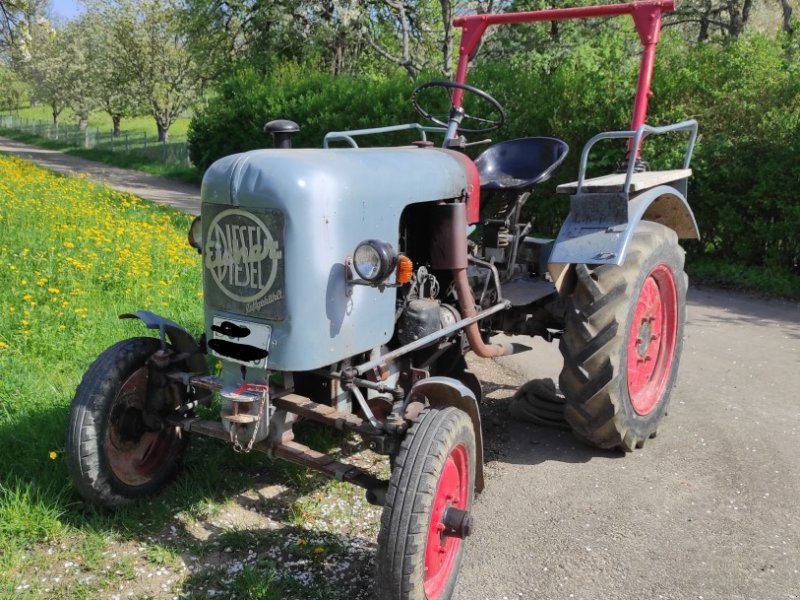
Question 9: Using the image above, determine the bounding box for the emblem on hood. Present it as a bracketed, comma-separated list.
[205, 208, 283, 304]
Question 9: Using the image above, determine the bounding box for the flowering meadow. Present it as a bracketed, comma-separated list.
[0, 154, 205, 594]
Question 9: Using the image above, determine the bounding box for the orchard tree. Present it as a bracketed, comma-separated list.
[17, 17, 69, 125]
[82, 8, 140, 136]
[61, 18, 98, 130]
[108, 0, 201, 142]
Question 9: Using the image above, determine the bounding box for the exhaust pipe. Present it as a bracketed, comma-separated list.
[452, 267, 515, 358]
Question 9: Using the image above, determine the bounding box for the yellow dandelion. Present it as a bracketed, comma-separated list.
[49, 451, 58, 460]
[313, 546, 325, 555]
[48, 288, 60, 295]
[0, 341, 8, 349]
[63, 241, 74, 248]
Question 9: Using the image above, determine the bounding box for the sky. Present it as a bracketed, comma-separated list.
[50, 0, 83, 21]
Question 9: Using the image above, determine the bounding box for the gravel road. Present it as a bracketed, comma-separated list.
[456, 286, 800, 600]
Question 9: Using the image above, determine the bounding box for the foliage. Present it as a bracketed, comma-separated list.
[0, 65, 28, 111]
[14, 17, 71, 125]
[187, 65, 418, 169]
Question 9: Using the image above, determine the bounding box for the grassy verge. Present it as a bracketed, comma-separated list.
[0, 155, 380, 599]
[0, 129, 203, 185]
[5, 106, 192, 139]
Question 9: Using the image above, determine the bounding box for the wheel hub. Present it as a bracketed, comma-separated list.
[441, 506, 473, 539]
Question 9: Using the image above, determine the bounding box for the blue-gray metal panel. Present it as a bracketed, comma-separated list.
[200, 147, 470, 372]
[548, 184, 698, 266]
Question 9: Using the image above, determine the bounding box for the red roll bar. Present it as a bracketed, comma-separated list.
[452, 0, 675, 139]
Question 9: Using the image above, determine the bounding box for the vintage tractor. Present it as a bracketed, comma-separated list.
[65, 0, 698, 598]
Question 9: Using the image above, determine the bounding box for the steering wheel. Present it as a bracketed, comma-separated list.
[411, 80, 506, 134]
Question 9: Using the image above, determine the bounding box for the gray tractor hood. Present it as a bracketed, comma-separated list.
[200, 146, 472, 372]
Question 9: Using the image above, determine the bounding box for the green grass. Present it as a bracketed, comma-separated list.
[6, 104, 192, 139]
[0, 128, 203, 185]
[0, 154, 380, 598]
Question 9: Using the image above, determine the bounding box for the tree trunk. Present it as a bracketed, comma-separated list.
[779, 0, 794, 33]
[78, 116, 88, 131]
[440, 0, 453, 78]
[112, 114, 122, 137]
[698, 16, 710, 41]
[157, 122, 169, 143]
[52, 108, 59, 127]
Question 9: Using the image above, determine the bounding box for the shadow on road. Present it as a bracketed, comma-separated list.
[478, 376, 623, 468]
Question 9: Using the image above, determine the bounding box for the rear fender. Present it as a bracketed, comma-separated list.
[119, 310, 208, 375]
[547, 185, 699, 291]
[406, 376, 485, 493]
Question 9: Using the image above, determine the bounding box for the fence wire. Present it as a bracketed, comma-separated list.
[0, 115, 192, 167]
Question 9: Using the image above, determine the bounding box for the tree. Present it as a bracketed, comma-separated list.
[362, 0, 499, 79]
[105, 0, 201, 142]
[16, 17, 70, 125]
[61, 19, 98, 130]
[82, 9, 140, 136]
[182, 0, 367, 77]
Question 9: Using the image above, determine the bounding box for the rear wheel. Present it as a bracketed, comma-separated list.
[376, 407, 476, 600]
[559, 222, 687, 451]
[66, 337, 188, 506]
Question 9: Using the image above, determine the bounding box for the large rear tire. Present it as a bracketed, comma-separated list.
[376, 407, 476, 600]
[559, 222, 687, 451]
[66, 337, 189, 507]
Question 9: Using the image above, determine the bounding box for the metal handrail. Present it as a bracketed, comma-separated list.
[323, 122, 447, 148]
[575, 119, 698, 194]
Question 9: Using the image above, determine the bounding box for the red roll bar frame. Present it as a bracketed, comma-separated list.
[452, 0, 675, 142]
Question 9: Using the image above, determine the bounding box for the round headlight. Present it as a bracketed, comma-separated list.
[353, 240, 397, 282]
[188, 216, 202, 253]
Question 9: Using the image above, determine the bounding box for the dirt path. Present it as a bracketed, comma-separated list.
[4, 138, 799, 599]
[0, 136, 201, 214]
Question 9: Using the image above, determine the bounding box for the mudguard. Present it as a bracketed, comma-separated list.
[120, 310, 208, 375]
[548, 184, 699, 267]
[406, 376, 486, 493]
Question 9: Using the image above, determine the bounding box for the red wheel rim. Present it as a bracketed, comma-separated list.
[424, 443, 469, 600]
[626, 264, 678, 416]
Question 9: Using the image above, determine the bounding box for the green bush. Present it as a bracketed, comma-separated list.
[188, 64, 417, 169]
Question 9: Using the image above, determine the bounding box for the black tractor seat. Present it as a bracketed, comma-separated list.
[475, 137, 569, 191]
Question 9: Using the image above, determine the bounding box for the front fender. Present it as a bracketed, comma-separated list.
[548, 184, 700, 269]
[119, 310, 207, 374]
[407, 376, 486, 493]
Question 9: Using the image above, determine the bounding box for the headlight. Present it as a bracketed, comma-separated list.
[353, 239, 397, 283]
[188, 216, 202, 254]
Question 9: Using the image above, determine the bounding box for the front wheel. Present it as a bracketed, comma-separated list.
[559, 222, 687, 451]
[376, 407, 476, 600]
[66, 337, 189, 506]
